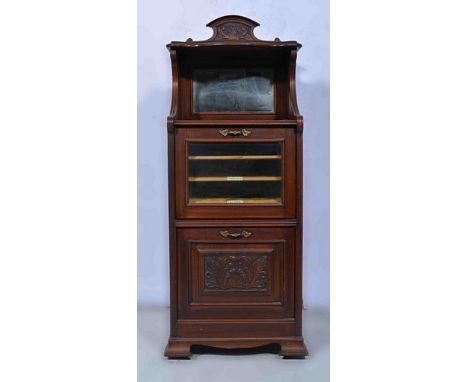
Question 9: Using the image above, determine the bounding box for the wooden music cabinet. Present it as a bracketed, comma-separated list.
[164, 15, 308, 359]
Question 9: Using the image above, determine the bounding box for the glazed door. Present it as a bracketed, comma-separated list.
[174, 127, 296, 218]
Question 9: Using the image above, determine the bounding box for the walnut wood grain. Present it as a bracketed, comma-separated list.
[165, 15, 307, 359]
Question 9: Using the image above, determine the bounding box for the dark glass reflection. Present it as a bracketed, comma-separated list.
[193, 68, 274, 112]
[188, 142, 282, 204]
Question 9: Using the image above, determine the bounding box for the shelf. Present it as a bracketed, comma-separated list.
[189, 197, 282, 204]
[188, 176, 282, 182]
[173, 120, 297, 126]
[188, 155, 281, 160]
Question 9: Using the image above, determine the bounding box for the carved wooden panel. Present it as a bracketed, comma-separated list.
[177, 227, 295, 320]
[196, 247, 275, 299]
[206, 15, 260, 42]
[218, 22, 252, 40]
[204, 255, 268, 290]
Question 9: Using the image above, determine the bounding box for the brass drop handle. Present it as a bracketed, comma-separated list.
[219, 230, 253, 238]
[218, 128, 252, 137]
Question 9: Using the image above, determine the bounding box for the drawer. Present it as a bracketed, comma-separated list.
[177, 226, 295, 319]
[174, 127, 296, 219]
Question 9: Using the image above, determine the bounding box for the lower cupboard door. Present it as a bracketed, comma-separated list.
[177, 227, 295, 319]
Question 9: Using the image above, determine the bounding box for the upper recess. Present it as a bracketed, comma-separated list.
[167, 15, 301, 49]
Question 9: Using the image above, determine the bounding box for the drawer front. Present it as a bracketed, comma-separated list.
[174, 127, 296, 219]
[177, 227, 295, 319]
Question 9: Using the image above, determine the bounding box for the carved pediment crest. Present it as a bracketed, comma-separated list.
[207, 15, 260, 42]
[167, 14, 303, 49]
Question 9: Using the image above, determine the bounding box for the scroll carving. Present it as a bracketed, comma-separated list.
[207, 15, 260, 42]
[204, 255, 268, 290]
[218, 22, 251, 40]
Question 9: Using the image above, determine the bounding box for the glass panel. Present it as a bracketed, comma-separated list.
[188, 142, 282, 205]
[193, 68, 274, 112]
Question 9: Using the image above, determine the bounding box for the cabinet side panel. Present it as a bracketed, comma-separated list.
[295, 122, 304, 335]
[167, 123, 177, 336]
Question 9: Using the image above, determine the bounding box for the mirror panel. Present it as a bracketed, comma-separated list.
[193, 68, 274, 113]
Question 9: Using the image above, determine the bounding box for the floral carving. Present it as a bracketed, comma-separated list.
[204, 255, 268, 290]
[205, 16, 259, 42]
[219, 23, 251, 40]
